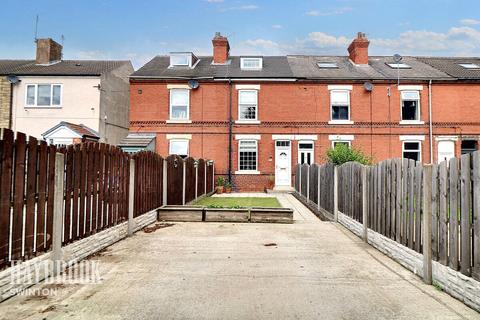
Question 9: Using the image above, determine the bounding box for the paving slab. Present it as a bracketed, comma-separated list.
[0, 194, 477, 319]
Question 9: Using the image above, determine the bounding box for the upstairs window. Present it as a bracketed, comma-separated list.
[238, 140, 258, 171]
[401, 91, 420, 121]
[403, 141, 421, 161]
[169, 139, 189, 158]
[240, 57, 262, 70]
[330, 90, 350, 121]
[238, 90, 258, 121]
[169, 89, 189, 120]
[26, 84, 62, 107]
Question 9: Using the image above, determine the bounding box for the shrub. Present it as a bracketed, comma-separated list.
[216, 176, 225, 186]
[326, 144, 373, 166]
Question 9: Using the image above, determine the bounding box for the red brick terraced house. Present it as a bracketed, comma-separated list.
[129, 32, 480, 191]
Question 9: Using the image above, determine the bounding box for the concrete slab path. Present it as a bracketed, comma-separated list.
[0, 193, 478, 319]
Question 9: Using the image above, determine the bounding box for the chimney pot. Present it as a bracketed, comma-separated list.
[348, 32, 370, 65]
[36, 38, 63, 65]
[212, 32, 230, 64]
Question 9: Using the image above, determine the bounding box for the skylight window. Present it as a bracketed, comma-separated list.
[241, 57, 262, 70]
[459, 63, 480, 69]
[386, 63, 411, 69]
[317, 62, 338, 69]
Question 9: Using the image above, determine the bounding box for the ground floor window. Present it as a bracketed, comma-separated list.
[332, 141, 351, 149]
[169, 139, 189, 158]
[403, 141, 421, 161]
[461, 140, 478, 155]
[298, 141, 314, 165]
[239, 140, 257, 171]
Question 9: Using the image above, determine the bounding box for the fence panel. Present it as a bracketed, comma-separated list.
[206, 161, 214, 194]
[167, 155, 184, 205]
[309, 164, 318, 204]
[185, 157, 196, 204]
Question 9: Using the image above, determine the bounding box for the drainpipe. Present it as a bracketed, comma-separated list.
[228, 79, 233, 183]
[428, 79, 433, 164]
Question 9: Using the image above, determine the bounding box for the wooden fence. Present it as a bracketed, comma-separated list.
[294, 163, 335, 214]
[294, 155, 480, 281]
[0, 129, 214, 270]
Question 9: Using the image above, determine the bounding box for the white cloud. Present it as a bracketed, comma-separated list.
[205, 0, 223, 2]
[72, 50, 110, 60]
[219, 4, 259, 12]
[306, 7, 352, 16]
[272, 24, 283, 29]
[460, 18, 480, 26]
[233, 27, 480, 57]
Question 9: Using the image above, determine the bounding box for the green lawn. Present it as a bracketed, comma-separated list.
[193, 197, 282, 208]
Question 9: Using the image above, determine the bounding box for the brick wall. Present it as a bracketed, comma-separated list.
[0, 77, 10, 128]
[130, 80, 480, 191]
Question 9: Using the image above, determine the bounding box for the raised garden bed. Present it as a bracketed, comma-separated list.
[157, 205, 293, 224]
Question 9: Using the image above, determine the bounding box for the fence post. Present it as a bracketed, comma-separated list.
[182, 160, 186, 205]
[362, 165, 368, 242]
[128, 159, 135, 236]
[317, 166, 321, 211]
[306, 165, 310, 202]
[204, 161, 207, 195]
[212, 162, 215, 193]
[334, 166, 338, 222]
[195, 161, 198, 199]
[422, 164, 433, 284]
[162, 159, 168, 206]
[51, 152, 65, 275]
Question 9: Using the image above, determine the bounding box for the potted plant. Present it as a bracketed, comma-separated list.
[224, 181, 232, 193]
[216, 177, 225, 194]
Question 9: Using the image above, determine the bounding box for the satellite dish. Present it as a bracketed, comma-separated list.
[188, 79, 199, 89]
[7, 75, 19, 84]
[363, 82, 374, 92]
[393, 54, 403, 63]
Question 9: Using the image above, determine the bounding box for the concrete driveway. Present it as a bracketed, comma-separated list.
[0, 194, 477, 319]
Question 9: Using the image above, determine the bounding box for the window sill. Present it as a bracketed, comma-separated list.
[166, 120, 192, 124]
[234, 170, 260, 175]
[24, 106, 62, 109]
[235, 120, 261, 124]
[399, 120, 424, 125]
[328, 120, 354, 125]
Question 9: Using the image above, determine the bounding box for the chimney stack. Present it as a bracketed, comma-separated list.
[348, 32, 369, 65]
[36, 38, 63, 65]
[212, 32, 230, 64]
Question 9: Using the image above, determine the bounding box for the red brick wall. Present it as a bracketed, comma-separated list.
[130, 80, 480, 191]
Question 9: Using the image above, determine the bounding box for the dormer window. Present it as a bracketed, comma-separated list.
[241, 57, 262, 70]
[169, 52, 197, 68]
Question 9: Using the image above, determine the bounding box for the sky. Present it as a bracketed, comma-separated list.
[0, 0, 479, 69]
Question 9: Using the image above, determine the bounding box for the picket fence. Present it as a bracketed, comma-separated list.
[295, 154, 480, 282]
[0, 129, 214, 270]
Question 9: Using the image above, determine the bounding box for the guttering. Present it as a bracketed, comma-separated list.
[129, 76, 214, 80]
[213, 78, 297, 82]
[428, 79, 433, 164]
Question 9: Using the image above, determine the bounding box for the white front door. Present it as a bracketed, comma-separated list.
[438, 140, 455, 163]
[275, 140, 291, 187]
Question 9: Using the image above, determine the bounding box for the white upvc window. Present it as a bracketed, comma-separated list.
[169, 89, 189, 120]
[401, 91, 420, 121]
[238, 140, 258, 171]
[169, 139, 189, 158]
[332, 141, 351, 148]
[238, 90, 258, 121]
[240, 57, 262, 70]
[402, 141, 422, 162]
[298, 141, 314, 165]
[25, 84, 62, 107]
[169, 53, 192, 67]
[330, 90, 350, 121]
